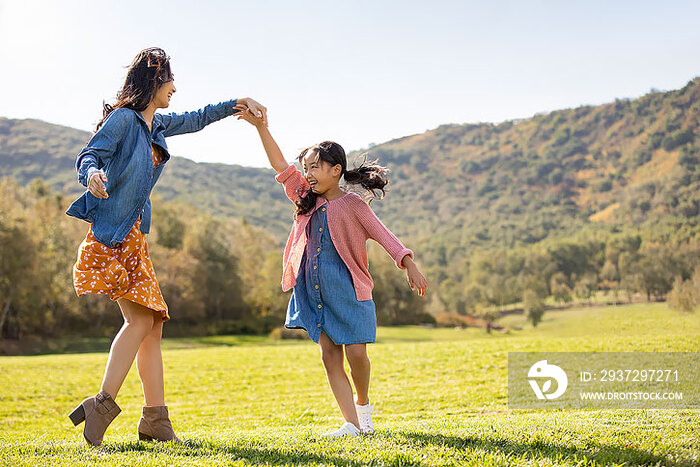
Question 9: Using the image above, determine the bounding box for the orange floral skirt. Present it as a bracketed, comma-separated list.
[73, 216, 169, 321]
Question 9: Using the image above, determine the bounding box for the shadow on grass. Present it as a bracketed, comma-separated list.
[24, 429, 685, 466]
[392, 431, 677, 466]
[99, 439, 358, 466]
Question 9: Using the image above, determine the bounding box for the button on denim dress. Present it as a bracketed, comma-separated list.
[285, 203, 377, 345]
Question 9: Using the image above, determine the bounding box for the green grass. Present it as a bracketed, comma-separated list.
[0, 303, 698, 466]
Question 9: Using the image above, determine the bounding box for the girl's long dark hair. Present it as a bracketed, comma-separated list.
[96, 47, 173, 131]
[294, 141, 389, 216]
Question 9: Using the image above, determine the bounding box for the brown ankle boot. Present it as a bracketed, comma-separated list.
[137, 406, 181, 442]
[68, 390, 121, 446]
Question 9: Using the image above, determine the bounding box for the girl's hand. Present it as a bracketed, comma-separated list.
[88, 170, 109, 199]
[236, 97, 268, 126]
[406, 265, 429, 297]
[234, 104, 266, 127]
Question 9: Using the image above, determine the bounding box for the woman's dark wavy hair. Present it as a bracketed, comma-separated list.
[294, 141, 389, 216]
[96, 47, 174, 131]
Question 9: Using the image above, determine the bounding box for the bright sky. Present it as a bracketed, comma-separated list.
[1, 0, 698, 168]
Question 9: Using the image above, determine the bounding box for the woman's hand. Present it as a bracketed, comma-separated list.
[236, 97, 267, 126]
[234, 104, 266, 128]
[88, 170, 109, 199]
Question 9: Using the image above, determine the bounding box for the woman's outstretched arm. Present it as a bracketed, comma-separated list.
[160, 99, 240, 137]
[159, 97, 267, 137]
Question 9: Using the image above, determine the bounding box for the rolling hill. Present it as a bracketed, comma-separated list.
[1, 78, 698, 275]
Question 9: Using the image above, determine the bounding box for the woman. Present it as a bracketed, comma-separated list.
[65, 47, 266, 446]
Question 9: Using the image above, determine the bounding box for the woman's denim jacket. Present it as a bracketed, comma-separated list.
[66, 99, 238, 247]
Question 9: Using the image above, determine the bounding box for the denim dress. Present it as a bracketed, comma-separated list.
[285, 203, 377, 345]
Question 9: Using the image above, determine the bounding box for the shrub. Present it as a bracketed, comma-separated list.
[523, 290, 545, 327]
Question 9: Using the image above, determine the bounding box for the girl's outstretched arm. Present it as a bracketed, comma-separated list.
[354, 198, 429, 296]
[235, 105, 288, 173]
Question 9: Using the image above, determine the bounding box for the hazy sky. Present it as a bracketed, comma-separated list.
[1, 0, 698, 168]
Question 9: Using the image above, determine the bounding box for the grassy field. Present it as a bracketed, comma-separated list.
[0, 302, 698, 466]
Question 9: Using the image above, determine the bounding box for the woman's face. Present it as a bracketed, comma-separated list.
[302, 150, 341, 195]
[152, 79, 176, 109]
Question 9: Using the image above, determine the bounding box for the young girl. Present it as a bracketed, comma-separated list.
[65, 47, 267, 446]
[236, 106, 429, 437]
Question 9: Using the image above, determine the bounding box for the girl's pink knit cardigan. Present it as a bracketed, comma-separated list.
[275, 163, 414, 301]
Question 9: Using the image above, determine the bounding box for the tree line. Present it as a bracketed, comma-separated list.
[1, 174, 697, 345]
[430, 230, 700, 328]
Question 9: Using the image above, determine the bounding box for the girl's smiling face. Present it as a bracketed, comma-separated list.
[302, 150, 342, 195]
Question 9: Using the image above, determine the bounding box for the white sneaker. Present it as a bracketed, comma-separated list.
[355, 403, 375, 434]
[320, 421, 361, 438]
